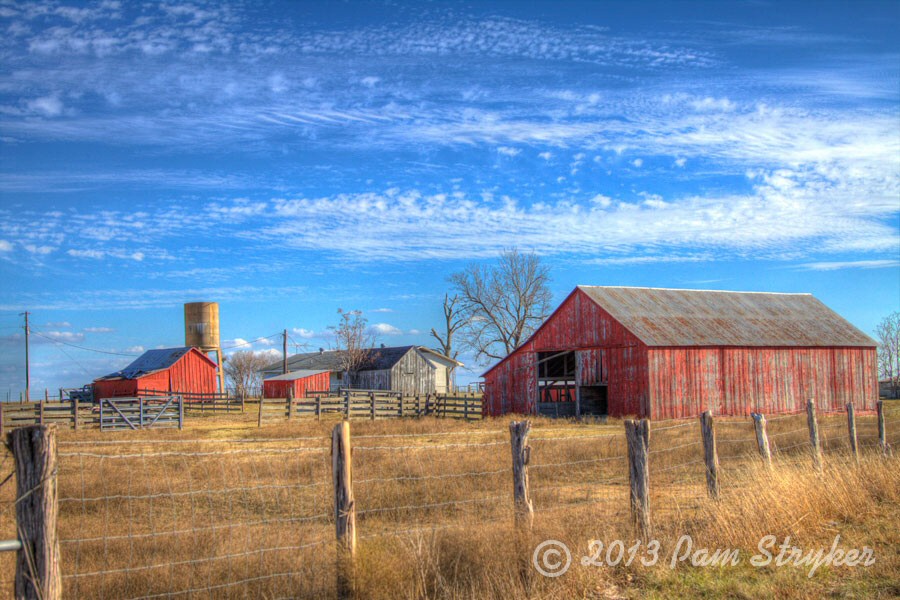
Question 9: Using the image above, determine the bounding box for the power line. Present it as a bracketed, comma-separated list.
[48, 341, 94, 378]
[30, 330, 141, 357]
[221, 333, 282, 350]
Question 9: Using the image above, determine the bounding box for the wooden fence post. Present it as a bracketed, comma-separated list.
[625, 419, 651, 537]
[398, 394, 403, 418]
[8, 425, 62, 600]
[751, 413, 771, 467]
[509, 420, 534, 531]
[369, 392, 376, 421]
[178, 396, 184, 431]
[38, 399, 44, 426]
[424, 394, 431, 416]
[316, 395, 322, 422]
[416, 395, 421, 417]
[257, 396, 264, 428]
[877, 400, 892, 457]
[846, 403, 858, 464]
[332, 421, 356, 599]
[464, 396, 469, 421]
[344, 390, 350, 420]
[700, 411, 719, 499]
[807, 399, 822, 471]
[240, 391, 245, 414]
[71, 398, 79, 432]
[286, 388, 293, 421]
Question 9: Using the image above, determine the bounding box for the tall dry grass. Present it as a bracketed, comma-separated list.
[0, 406, 897, 599]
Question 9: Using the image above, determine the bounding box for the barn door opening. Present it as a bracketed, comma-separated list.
[578, 385, 608, 416]
[536, 350, 576, 418]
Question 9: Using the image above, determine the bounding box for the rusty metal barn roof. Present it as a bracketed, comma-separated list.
[577, 286, 875, 347]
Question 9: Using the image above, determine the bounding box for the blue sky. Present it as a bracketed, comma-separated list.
[1, 0, 898, 396]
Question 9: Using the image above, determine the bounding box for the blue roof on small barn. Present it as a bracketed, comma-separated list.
[96, 347, 199, 381]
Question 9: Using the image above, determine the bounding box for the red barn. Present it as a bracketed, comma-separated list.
[93, 347, 218, 400]
[483, 286, 877, 419]
[263, 370, 331, 399]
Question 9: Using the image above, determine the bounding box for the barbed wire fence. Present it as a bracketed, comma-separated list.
[0, 399, 895, 598]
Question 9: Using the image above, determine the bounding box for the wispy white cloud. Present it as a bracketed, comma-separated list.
[83, 327, 115, 333]
[0, 285, 308, 311]
[26, 94, 63, 116]
[797, 259, 900, 271]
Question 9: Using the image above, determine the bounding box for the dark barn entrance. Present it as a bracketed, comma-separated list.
[536, 351, 608, 418]
[579, 385, 608, 416]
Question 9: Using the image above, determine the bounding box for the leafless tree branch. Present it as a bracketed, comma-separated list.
[876, 311, 900, 397]
[450, 248, 552, 365]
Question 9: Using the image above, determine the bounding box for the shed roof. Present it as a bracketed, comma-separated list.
[96, 347, 215, 381]
[264, 370, 329, 382]
[262, 345, 462, 375]
[262, 345, 415, 375]
[577, 286, 875, 347]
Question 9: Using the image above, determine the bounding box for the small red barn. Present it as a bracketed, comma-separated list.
[263, 370, 331, 399]
[483, 286, 878, 419]
[93, 347, 218, 400]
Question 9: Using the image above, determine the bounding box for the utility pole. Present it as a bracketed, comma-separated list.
[20, 311, 30, 402]
[283, 329, 288, 375]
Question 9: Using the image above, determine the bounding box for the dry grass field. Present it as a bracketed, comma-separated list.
[0, 403, 898, 599]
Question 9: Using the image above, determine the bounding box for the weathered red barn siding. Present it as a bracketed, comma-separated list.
[484, 289, 649, 417]
[93, 348, 217, 400]
[647, 348, 722, 419]
[647, 346, 878, 419]
[92, 378, 140, 399]
[484, 342, 536, 415]
[164, 350, 217, 395]
[263, 372, 331, 399]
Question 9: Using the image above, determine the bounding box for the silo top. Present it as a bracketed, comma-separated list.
[184, 302, 220, 349]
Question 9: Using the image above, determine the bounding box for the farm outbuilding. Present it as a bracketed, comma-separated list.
[93, 347, 218, 400]
[483, 286, 878, 419]
[263, 370, 331, 399]
[260, 345, 462, 395]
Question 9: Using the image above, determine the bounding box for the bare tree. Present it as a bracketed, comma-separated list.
[223, 350, 270, 397]
[451, 248, 552, 364]
[329, 309, 378, 385]
[430, 293, 463, 391]
[876, 311, 900, 398]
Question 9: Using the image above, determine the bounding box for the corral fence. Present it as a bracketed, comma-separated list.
[137, 389, 245, 414]
[0, 399, 895, 599]
[255, 390, 483, 426]
[99, 396, 184, 431]
[1, 395, 192, 433]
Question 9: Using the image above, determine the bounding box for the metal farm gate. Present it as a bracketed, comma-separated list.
[99, 395, 184, 431]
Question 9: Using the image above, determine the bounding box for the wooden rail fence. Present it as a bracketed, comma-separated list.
[137, 389, 244, 413]
[254, 391, 483, 425]
[98, 396, 184, 431]
[0, 395, 187, 433]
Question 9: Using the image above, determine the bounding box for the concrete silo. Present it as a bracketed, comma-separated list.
[184, 302, 226, 393]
